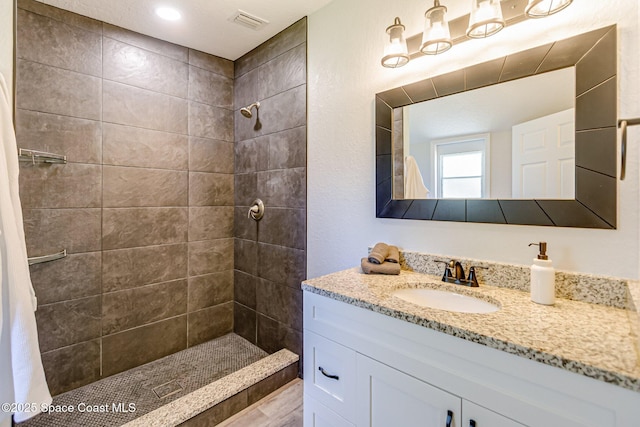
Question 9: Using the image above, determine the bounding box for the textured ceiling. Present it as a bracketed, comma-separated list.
[36, 0, 334, 60]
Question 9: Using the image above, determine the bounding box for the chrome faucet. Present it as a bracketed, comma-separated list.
[436, 260, 487, 287]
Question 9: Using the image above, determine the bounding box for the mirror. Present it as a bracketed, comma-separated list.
[398, 67, 575, 200]
[376, 25, 617, 228]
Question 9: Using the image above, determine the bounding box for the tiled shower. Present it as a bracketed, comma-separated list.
[15, 0, 306, 397]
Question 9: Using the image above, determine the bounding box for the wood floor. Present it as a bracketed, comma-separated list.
[217, 379, 303, 427]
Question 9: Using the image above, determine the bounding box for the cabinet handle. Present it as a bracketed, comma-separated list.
[446, 410, 453, 427]
[470, 420, 476, 427]
[318, 366, 339, 380]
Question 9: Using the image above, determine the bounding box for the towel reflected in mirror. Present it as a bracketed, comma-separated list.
[404, 155, 429, 199]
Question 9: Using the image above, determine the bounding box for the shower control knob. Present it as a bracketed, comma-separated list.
[248, 199, 264, 221]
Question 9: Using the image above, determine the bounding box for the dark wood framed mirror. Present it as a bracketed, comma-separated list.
[375, 26, 617, 229]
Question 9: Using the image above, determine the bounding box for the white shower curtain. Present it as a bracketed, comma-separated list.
[0, 73, 51, 426]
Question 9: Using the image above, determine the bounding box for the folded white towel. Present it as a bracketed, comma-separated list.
[0, 72, 52, 423]
[404, 155, 429, 199]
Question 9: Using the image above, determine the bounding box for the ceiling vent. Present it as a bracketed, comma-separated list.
[229, 10, 269, 31]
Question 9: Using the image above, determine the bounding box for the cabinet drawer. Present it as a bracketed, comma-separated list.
[463, 401, 526, 427]
[304, 330, 357, 420]
[304, 394, 355, 427]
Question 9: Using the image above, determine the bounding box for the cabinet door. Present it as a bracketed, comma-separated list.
[463, 401, 526, 427]
[356, 354, 461, 427]
[304, 395, 355, 427]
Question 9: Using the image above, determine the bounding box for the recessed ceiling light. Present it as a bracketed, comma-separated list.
[156, 6, 181, 21]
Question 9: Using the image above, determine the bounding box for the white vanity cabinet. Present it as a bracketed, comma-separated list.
[303, 291, 640, 427]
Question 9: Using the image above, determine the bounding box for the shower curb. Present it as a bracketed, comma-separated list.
[123, 349, 299, 427]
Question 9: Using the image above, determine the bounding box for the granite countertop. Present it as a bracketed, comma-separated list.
[302, 268, 640, 392]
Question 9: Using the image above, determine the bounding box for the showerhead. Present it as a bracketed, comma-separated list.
[240, 102, 260, 118]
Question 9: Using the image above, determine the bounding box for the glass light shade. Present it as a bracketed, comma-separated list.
[525, 0, 573, 18]
[466, 0, 505, 39]
[420, 1, 452, 55]
[381, 17, 410, 68]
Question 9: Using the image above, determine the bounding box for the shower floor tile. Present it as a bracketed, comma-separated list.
[21, 333, 268, 427]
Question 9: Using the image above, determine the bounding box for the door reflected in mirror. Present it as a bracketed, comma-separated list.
[396, 67, 575, 200]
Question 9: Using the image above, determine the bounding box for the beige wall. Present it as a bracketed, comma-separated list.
[308, 0, 640, 279]
[0, 0, 13, 113]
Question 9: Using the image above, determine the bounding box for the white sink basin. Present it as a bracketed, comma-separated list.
[392, 288, 499, 314]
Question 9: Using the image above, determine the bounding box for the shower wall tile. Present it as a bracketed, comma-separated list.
[18, 0, 102, 34]
[40, 339, 101, 396]
[102, 315, 188, 377]
[189, 206, 234, 241]
[265, 126, 306, 170]
[188, 49, 234, 79]
[260, 85, 306, 135]
[188, 137, 234, 174]
[234, 270, 257, 309]
[188, 65, 233, 108]
[189, 101, 233, 141]
[17, 8, 102, 77]
[257, 167, 306, 208]
[235, 18, 306, 78]
[103, 166, 188, 207]
[234, 207, 257, 241]
[235, 138, 267, 173]
[18, 0, 237, 390]
[103, 123, 188, 170]
[102, 207, 188, 250]
[259, 43, 306, 100]
[102, 279, 188, 335]
[103, 23, 188, 62]
[17, 60, 101, 120]
[234, 302, 256, 344]
[233, 18, 307, 359]
[234, 68, 259, 114]
[256, 279, 303, 330]
[23, 208, 101, 255]
[259, 208, 306, 250]
[15, 110, 102, 164]
[257, 314, 302, 356]
[102, 243, 188, 292]
[189, 172, 234, 206]
[234, 173, 257, 207]
[188, 239, 234, 276]
[104, 38, 188, 98]
[187, 302, 233, 347]
[234, 238, 258, 276]
[257, 243, 306, 290]
[19, 163, 102, 208]
[103, 80, 188, 134]
[30, 251, 101, 305]
[188, 271, 234, 312]
[36, 296, 101, 352]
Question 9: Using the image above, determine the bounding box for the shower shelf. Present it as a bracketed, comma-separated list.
[18, 148, 67, 164]
[28, 249, 67, 266]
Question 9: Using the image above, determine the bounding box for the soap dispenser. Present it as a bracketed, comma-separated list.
[528, 242, 555, 305]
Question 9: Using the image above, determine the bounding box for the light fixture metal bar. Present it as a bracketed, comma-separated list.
[407, 0, 527, 60]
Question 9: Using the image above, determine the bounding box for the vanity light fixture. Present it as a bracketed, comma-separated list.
[381, 17, 410, 68]
[466, 0, 505, 38]
[525, 0, 573, 18]
[156, 6, 182, 21]
[420, 0, 452, 55]
[382, 0, 575, 67]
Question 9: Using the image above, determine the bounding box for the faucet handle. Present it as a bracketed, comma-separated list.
[467, 266, 488, 287]
[434, 260, 454, 281]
